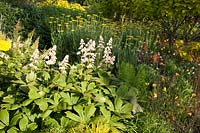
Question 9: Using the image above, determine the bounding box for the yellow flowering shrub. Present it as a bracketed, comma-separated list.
[0, 40, 11, 51]
[175, 40, 200, 62]
[40, 0, 85, 11]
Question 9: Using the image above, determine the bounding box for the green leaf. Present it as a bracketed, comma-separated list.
[19, 116, 28, 131]
[27, 122, 38, 131]
[26, 71, 36, 83]
[121, 103, 133, 114]
[0, 129, 5, 133]
[22, 99, 33, 106]
[54, 74, 66, 87]
[85, 104, 96, 122]
[65, 111, 80, 122]
[9, 104, 21, 111]
[81, 81, 88, 93]
[41, 110, 53, 119]
[106, 99, 114, 111]
[0, 110, 9, 126]
[74, 105, 84, 119]
[114, 97, 123, 112]
[0, 91, 4, 97]
[44, 118, 59, 128]
[100, 107, 111, 120]
[87, 82, 96, 90]
[7, 127, 18, 133]
[60, 116, 69, 127]
[28, 87, 40, 100]
[0, 122, 5, 130]
[10, 114, 22, 126]
[2, 95, 15, 104]
[35, 98, 48, 111]
[42, 71, 51, 81]
[97, 70, 110, 85]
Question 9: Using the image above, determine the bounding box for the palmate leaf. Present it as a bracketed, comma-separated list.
[53, 74, 66, 88]
[100, 107, 111, 121]
[85, 104, 96, 122]
[114, 97, 123, 112]
[65, 111, 80, 122]
[74, 105, 84, 120]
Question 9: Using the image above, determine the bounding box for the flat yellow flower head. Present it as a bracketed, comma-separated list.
[0, 40, 11, 51]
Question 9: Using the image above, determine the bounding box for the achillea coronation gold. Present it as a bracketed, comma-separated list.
[0, 40, 11, 51]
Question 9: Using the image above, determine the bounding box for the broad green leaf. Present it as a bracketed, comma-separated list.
[97, 70, 110, 85]
[60, 92, 70, 103]
[26, 71, 36, 83]
[42, 71, 51, 81]
[0, 110, 9, 126]
[19, 116, 28, 131]
[41, 110, 52, 119]
[44, 118, 59, 128]
[106, 99, 114, 111]
[74, 105, 84, 119]
[87, 82, 96, 90]
[81, 81, 87, 93]
[0, 91, 4, 97]
[54, 74, 66, 87]
[65, 112, 80, 122]
[27, 122, 38, 131]
[10, 114, 22, 126]
[2, 95, 15, 104]
[9, 104, 21, 110]
[11, 80, 26, 85]
[35, 98, 48, 111]
[54, 93, 61, 104]
[7, 127, 18, 133]
[22, 99, 33, 106]
[100, 107, 111, 120]
[85, 104, 96, 122]
[71, 94, 79, 105]
[121, 103, 133, 113]
[28, 87, 40, 100]
[0, 129, 5, 133]
[114, 97, 123, 112]
[0, 122, 5, 130]
[60, 116, 69, 127]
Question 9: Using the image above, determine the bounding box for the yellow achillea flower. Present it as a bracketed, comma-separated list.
[0, 40, 11, 51]
[163, 87, 167, 92]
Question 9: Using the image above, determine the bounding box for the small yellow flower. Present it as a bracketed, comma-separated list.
[145, 82, 149, 86]
[0, 40, 11, 51]
[0, 61, 3, 64]
[163, 87, 167, 92]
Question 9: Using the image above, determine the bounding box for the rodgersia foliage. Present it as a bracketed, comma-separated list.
[0, 31, 139, 132]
